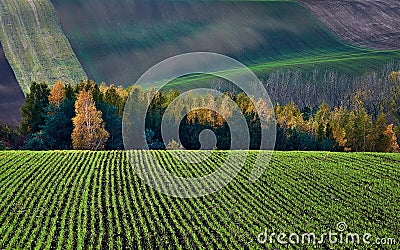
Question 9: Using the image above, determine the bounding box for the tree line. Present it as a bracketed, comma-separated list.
[0, 71, 399, 152]
[16, 80, 126, 150]
[263, 62, 400, 119]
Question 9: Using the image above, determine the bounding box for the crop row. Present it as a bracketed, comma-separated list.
[0, 151, 398, 249]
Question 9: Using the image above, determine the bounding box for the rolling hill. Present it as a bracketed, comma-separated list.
[299, 0, 400, 50]
[0, 0, 87, 94]
[50, 0, 400, 88]
[1, 0, 399, 125]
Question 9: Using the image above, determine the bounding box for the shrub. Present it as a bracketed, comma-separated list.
[166, 140, 184, 150]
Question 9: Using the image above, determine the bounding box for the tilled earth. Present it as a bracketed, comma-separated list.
[299, 0, 400, 50]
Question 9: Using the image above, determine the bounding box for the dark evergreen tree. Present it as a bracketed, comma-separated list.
[21, 82, 50, 134]
[97, 102, 123, 150]
[41, 98, 75, 149]
[105, 85, 124, 114]
[275, 126, 288, 150]
[286, 128, 317, 151]
[23, 132, 48, 150]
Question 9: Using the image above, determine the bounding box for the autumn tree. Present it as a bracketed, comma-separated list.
[72, 90, 109, 150]
[345, 109, 371, 152]
[41, 81, 75, 149]
[104, 84, 124, 114]
[383, 124, 399, 152]
[388, 71, 400, 82]
[330, 106, 348, 149]
[49, 80, 66, 105]
[166, 139, 184, 150]
[275, 102, 304, 130]
[75, 80, 126, 149]
[314, 102, 331, 142]
[366, 113, 399, 152]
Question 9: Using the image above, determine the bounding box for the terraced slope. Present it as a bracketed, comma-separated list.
[51, 0, 400, 88]
[0, 151, 399, 249]
[0, 0, 87, 94]
[299, 0, 400, 50]
[0, 42, 24, 125]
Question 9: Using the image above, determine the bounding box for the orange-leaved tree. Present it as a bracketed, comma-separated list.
[49, 80, 66, 106]
[72, 90, 109, 150]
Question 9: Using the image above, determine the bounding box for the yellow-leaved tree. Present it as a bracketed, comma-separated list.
[49, 80, 66, 106]
[72, 90, 109, 150]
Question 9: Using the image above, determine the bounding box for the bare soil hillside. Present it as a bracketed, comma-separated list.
[0, 42, 24, 125]
[299, 0, 400, 50]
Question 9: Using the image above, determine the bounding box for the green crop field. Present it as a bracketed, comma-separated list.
[0, 0, 87, 94]
[51, 0, 400, 88]
[0, 150, 398, 249]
